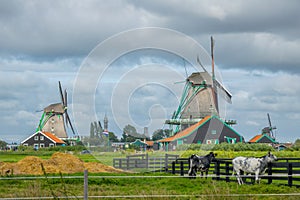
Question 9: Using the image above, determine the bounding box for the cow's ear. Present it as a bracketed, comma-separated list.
[214, 153, 218, 156]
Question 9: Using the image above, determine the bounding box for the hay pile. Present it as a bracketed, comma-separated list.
[0, 152, 122, 175]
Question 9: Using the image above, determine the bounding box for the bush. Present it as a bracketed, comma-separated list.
[175, 143, 274, 152]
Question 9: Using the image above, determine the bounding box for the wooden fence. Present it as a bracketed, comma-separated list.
[113, 154, 300, 186]
[113, 154, 179, 171]
[170, 157, 300, 187]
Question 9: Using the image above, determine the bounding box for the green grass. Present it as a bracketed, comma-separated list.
[0, 173, 300, 199]
[1, 150, 300, 199]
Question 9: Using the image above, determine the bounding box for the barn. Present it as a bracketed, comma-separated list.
[249, 133, 278, 144]
[159, 115, 244, 151]
[21, 131, 66, 149]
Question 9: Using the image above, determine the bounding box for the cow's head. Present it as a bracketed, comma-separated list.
[207, 152, 217, 162]
[266, 151, 278, 162]
[190, 154, 200, 165]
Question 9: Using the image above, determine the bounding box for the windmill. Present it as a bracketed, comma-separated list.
[262, 113, 277, 139]
[36, 81, 76, 139]
[165, 37, 233, 134]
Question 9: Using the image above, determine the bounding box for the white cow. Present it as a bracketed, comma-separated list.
[232, 152, 277, 185]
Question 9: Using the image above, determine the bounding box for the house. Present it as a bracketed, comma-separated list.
[248, 133, 278, 144]
[159, 115, 244, 151]
[21, 131, 66, 149]
[131, 139, 147, 151]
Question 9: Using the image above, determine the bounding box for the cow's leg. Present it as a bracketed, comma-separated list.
[236, 170, 244, 185]
[255, 171, 260, 184]
[205, 169, 208, 179]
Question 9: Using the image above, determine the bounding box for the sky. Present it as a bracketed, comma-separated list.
[1, 0, 300, 143]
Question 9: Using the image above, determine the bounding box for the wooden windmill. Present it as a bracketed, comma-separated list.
[166, 37, 233, 134]
[36, 81, 76, 139]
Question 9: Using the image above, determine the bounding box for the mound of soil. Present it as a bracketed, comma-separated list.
[0, 152, 122, 175]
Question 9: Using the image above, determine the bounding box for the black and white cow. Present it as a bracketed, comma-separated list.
[188, 152, 217, 178]
[232, 152, 278, 185]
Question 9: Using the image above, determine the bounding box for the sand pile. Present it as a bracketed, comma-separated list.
[0, 152, 122, 175]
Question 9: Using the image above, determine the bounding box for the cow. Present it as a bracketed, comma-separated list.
[232, 152, 277, 185]
[188, 152, 217, 178]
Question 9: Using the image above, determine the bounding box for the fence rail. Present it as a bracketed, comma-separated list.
[113, 154, 300, 186]
[169, 157, 300, 187]
[113, 154, 179, 171]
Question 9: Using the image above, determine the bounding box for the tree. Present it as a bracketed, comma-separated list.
[152, 129, 172, 141]
[90, 122, 95, 138]
[121, 124, 140, 142]
[109, 132, 119, 142]
[0, 140, 7, 150]
[152, 129, 164, 141]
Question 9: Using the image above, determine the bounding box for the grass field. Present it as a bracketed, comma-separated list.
[1, 149, 300, 199]
[0, 172, 300, 199]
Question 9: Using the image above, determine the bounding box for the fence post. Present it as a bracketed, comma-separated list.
[225, 162, 230, 182]
[165, 154, 168, 172]
[145, 154, 148, 169]
[268, 162, 272, 184]
[126, 156, 130, 170]
[215, 160, 220, 181]
[172, 161, 175, 174]
[180, 161, 184, 176]
[84, 169, 88, 200]
[288, 163, 293, 187]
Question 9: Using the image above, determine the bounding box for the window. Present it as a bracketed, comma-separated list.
[214, 139, 219, 144]
[211, 130, 217, 135]
[23, 143, 28, 146]
[206, 140, 212, 144]
[40, 143, 45, 148]
[34, 144, 39, 150]
[34, 136, 39, 141]
[49, 143, 54, 147]
[40, 136, 44, 141]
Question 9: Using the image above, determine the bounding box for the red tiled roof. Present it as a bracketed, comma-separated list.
[43, 132, 66, 144]
[145, 141, 154, 146]
[159, 116, 211, 142]
[249, 134, 262, 143]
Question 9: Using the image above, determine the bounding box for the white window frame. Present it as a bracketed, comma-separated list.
[34, 144, 39, 149]
[40, 143, 45, 148]
[49, 143, 55, 147]
[40, 136, 44, 141]
[23, 143, 28, 146]
[34, 136, 39, 141]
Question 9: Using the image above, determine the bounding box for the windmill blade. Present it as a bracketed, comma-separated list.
[66, 112, 76, 135]
[214, 79, 232, 104]
[174, 80, 186, 84]
[267, 113, 272, 127]
[267, 113, 275, 138]
[63, 89, 68, 128]
[58, 81, 65, 105]
[64, 89, 68, 108]
[197, 55, 208, 72]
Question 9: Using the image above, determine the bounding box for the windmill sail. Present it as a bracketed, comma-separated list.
[166, 37, 233, 134]
[37, 81, 76, 139]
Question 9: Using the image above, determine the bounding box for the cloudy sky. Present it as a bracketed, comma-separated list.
[1, 0, 300, 143]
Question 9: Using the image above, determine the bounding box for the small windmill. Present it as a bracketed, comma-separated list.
[262, 113, 277, 140]
[166, 37, 232, 134]
[36, 81, 76, 139]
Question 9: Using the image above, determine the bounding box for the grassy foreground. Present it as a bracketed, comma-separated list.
[1, 149, 300, 199]
[0, 172, 300, 199]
